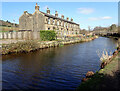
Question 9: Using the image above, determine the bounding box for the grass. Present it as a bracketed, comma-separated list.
[99, 55, 118, 75]
[76, 72, 105, 91]
[55, 39, 63, 42]
[0, 30, 9, 32]
[77, 53, 119, 91]
[0, 26, 19, 32]
[59, 43, 64, 47]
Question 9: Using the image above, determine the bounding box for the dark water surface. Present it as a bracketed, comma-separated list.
[2, 37, 117, 90]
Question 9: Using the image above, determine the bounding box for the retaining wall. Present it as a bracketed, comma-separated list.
[0, 31, 40, 40]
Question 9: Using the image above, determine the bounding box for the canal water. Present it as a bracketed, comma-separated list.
[2, 37, 118, 90]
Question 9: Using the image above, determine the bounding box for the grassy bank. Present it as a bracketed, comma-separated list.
[77, 47, 120, 91]
[0, 26, 19, 32]
[1, 36, 98, 55]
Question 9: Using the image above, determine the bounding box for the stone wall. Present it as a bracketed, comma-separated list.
[19, 6, 80, 36]
[0, 31, 40, 40]
[44, 16, 80, 36]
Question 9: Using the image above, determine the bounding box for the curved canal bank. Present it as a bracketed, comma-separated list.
[2, 37, 117, 90]
[77, 51, 120, 91]
[1, 36, 98, 55]
[77, 39, 120, 91]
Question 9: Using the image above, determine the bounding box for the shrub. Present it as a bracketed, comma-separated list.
[96, 49, 112, 62]
[40, 30, 56, 41]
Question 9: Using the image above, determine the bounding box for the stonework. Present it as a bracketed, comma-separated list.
[19, 3, 80, 36]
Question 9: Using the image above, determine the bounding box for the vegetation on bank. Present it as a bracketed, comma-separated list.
[96, 49, 112, 63]
[0, 20, 19, 27]
[1, 36, 98, 55]
[93, 24, 117, 33]
[2, 40, 40, 55]
[0, 26, 19, 32]
[0, 20, 19, 32]
[77, 55, 119, 91]
[40, 30, 56, 41]
[77, 57, 118, 90]
[77, 72, 105, 91]
[77, 47, 120, 91]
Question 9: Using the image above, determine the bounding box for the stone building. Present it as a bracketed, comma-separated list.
[19, 3, 80, 37]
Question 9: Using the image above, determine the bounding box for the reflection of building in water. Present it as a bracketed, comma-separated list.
[19, 3, 80, 36]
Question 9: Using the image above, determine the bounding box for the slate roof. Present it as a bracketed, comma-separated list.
[40, 11, 79, 25]
[27, 10, 79, 25]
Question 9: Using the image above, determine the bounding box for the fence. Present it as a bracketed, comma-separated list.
[0, 31, 40, 40]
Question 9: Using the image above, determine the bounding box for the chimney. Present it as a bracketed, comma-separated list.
[71, 18, 73, 21]
[66, 17, 69, 21]
[24, 11, 28, 14]
[55, 11, 58, 17]
[47, 7, 50, 14]
[61, 15, 64, 19]
[35, 3, 39, 11]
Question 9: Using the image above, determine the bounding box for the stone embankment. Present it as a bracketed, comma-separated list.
[1, 36, 98, 55]
[77, 46, 120, 91]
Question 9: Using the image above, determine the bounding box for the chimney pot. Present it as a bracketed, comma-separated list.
[55, 11, 58, 17]
[47, 7, 50, 14]
[35, 3, 39, 11]
[61, 15, 64, 19]
[71, 18, 73, 21]
[66, 17, 69, 20]
[24, 11, 27, 14]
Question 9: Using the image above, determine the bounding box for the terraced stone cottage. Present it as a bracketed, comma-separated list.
[19, 3, 80, 37]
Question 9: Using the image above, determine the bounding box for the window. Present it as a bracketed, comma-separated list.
[48, 18, 50, 24]
[67, 24, 68, 28]
[52, 19, 55, 25]
[59, 21, 61, 26]
[48, 28, 50, 30]
[57, 21, 59, 25]
[46, 18, 48, 24]
[53, 27, 55, 30]
[64, 23, 65, 27]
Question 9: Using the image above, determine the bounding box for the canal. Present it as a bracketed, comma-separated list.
[2, 37, 118, 90]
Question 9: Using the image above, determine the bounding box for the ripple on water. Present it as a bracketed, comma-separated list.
[2, 37, 117, 90]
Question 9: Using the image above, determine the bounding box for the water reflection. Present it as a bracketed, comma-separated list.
[2, 37, 117, 90]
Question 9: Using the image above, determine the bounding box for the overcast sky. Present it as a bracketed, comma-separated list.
[2, 2, 118, 29]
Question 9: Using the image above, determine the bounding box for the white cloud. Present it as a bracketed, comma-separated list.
[88, 16, 112, 21]
[77, 8, 94, 14]
[101, 16, 112, 19]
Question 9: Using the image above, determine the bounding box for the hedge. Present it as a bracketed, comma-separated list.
[40, 30, 56, 41]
